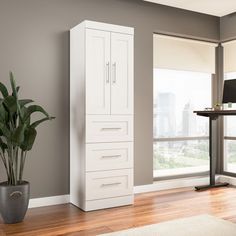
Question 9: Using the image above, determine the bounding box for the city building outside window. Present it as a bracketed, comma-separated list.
[153, 69, 212, 177]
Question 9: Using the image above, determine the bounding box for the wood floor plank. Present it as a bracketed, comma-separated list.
[1, 187, 236, 235]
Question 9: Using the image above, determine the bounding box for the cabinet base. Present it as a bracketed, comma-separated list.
[85, 195, 134, 211]
[71, 195, 134, 212]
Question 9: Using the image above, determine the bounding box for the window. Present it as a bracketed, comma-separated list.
[153, 69, 212, 177]
[224, 72, 236, 173]
[222, 40, 236, 174]
[153, 34, 216, 178]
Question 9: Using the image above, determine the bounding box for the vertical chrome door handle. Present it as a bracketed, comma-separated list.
[112, 62, 116, 83]
[106, 62, 110, 83]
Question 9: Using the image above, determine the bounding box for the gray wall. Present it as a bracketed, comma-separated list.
[0, 0, 220, 198]
[220, 13, 236, 41]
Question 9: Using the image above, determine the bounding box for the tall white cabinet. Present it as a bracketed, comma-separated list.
[70, 21, 134, 211]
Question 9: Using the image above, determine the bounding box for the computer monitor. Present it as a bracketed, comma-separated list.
[222, 79, 236, 104]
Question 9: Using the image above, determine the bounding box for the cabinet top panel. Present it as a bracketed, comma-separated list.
[71, 20, 134, 35]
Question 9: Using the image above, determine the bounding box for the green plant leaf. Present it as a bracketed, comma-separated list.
[9, 72, 24, 123]
[3, 96, 17, 115]
[20, 128, 37, 151]
[20, 106, 30, 126]
[19, 99, 34, 107]
[12, 86, 20, 97]
[0, 122, 10, 139]
[23, 105, 49, 122]
[0, 82, 9, 98]
[0, 103, 5, 135]
[30, 116, 55, 129]
[12, 124, 27, 145]
[0, 138, 8, 153]
[10, 72, 18, 99]
[0, 101, 7, 122]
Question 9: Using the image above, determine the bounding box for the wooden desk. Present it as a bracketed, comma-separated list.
[193, 110, 236, 190]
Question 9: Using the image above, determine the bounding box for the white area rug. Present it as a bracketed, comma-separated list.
[99, 215, 236, 236]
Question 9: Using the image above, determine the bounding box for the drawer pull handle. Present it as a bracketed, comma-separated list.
[101, 155, 121, 159]
[101, 182, 121, 187]
[101, 127, 122, 131]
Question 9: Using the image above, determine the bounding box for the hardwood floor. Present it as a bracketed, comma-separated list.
[1, 187, 236, 235]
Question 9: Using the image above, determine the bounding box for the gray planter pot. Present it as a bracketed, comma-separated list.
[0, 181, 30, 224]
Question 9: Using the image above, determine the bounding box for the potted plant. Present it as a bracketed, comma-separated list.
[0, 72, 55, 224]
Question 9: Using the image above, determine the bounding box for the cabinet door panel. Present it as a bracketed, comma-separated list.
[86, 29, 111, 114]
[111, 33, 133, 114]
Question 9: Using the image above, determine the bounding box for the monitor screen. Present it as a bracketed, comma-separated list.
[222, 79, 236, 103]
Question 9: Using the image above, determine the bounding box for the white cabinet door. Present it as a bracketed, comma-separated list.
[111, 33, 133, 115]
[86, 29, 111, 114]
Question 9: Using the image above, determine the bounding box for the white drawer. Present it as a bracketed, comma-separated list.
[86, 169, 133, 200]
[86, 142, 133, 171]
[86, 115, 133, 143]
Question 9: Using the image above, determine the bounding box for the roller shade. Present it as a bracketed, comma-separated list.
[222, 40, 236, 73]
[153, 34, 217, 73]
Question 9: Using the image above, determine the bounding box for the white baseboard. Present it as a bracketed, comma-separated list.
[134, 175, 221, 194]
[29, 194, 70, 208]
[28, 175, 234, 208]
[219, 175, 236, 185]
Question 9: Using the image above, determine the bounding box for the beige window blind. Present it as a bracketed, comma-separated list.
[153, 34, 217, 73]
[222, 40, 236, 73]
